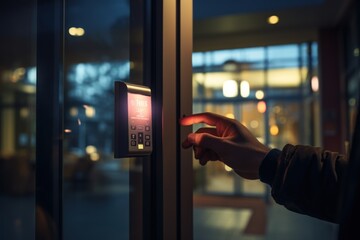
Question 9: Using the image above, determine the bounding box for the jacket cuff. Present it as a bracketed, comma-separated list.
[259, 148, 281, 186]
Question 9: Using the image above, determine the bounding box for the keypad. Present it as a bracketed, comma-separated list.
[129, 124, 151, 151]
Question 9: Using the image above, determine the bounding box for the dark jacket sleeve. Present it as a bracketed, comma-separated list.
[259, 144, 348, 223]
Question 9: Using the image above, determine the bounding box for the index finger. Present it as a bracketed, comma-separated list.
[180, 112, 227, 127]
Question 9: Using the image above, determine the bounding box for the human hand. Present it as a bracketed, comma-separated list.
[180, 112, 270, 179]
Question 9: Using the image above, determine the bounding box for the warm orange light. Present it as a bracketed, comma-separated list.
[64, 129, 72, 133]
[255, 90, 264, 100]
[223, 80, 238, 97]
[90, 152, 100, 161]
[270, 125, 279, 136]
[69, 27, 85, 36]
[83, 105, 96, 118]
[11, 67, 26, 82]
[257, 101, 267, 113]
[226, 113, 235, 119]
[311, 76, 319, 92]
[268, 15, 279, 25]
[86, 145, 97, 154]
[240, 81, 250, 98]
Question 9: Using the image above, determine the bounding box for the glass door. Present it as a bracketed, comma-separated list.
[0, 1, 36, 239]
[63, 0, 144, 239]
[0, 0, 193, 239]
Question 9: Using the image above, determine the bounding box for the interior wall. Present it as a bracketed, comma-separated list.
[194, 27, 318, 51]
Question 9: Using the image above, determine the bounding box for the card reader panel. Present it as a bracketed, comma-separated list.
[114, 81, 152, 157]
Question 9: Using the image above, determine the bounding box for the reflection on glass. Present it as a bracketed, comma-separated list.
[192, 42, 320, 240]
[192, 42, 319, 195]
[63, 1, 131, 239]
[192, 103, 266, 196]
[268, 102, 301, 148]
[0, 1, 36, 239]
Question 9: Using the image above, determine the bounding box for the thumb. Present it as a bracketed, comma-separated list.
[186, 132, 224, 153]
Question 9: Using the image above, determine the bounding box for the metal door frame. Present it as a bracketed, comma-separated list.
[36, 0, 193, 239]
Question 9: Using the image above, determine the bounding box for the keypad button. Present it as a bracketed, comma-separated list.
[145, 135, 150, 140]
[131, 140, 136, 146]
[145, 141, 151, 146]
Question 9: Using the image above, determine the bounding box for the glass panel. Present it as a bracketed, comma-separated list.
[0, 2, 36, 240]
[267, 44, 299, 62]
[63, 1, 136, 239]
[192, 103, 238, 194]
[240, 102, 266, 148]
[267, 45, 303, 88]
[267, 67, 303, 87]
[192, 102, 267, 195]
[192, 42, 321, 239]
[268, 101, 301, 148]
[193, 47, 267, 100]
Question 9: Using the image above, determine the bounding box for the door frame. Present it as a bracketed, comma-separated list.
[35, 0, 193, 239]
[145, 0, 193, 239]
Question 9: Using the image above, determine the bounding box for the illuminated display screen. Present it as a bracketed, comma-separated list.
[127, 92, 152, 151]
[114, 81, 152, 157]
[128, 92, 151, 121]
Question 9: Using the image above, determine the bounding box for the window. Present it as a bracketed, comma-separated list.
[192, 43, 320, 238]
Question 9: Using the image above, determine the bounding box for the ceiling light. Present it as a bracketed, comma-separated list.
[223, 80, 238, 98]
[69, 27, 85, 37]
[240, 81, 250, 98]
[268, 15, 279, 25]
[255, 90, 264, 99]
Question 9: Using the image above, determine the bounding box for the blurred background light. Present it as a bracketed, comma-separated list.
[255, 90, 264, 99]
[240, 81, 250, 98]
[311, 76, 319, 92]
[223, 79, 238, 97]
[257, 101, 266, 113]
[268, 15, 279, 24]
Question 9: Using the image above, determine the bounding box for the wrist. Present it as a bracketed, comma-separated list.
[259, 148, 281, 186]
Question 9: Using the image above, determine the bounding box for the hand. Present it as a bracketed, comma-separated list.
[180, 112, 270, 179]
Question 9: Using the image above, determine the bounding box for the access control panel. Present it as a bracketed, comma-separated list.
[114, 81, 152, 158]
